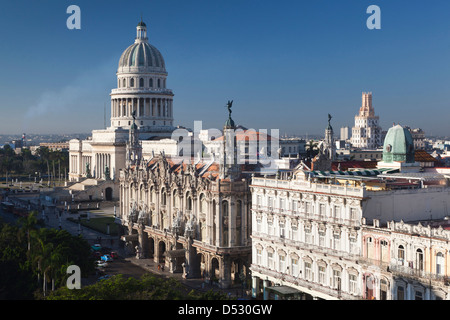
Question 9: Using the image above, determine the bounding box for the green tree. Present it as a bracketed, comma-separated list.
[306, 140, 319, 158]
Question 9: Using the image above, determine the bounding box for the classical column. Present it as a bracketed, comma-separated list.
[252, 276, 259, 299]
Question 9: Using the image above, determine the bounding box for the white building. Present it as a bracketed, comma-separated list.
[249, 125, 450, 300]
[350, 92, 382, 149]
[69, 20, 177, 184]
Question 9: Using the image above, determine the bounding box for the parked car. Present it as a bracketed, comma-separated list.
[91, 244, 102, 251]
[96, 261, 108, 268]
[110, 251, 119, 259]
[101, 254, 113, 262]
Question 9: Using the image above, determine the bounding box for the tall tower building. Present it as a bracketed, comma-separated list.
[350, 92, 382, 149]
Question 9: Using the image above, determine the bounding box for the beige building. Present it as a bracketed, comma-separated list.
[362, 218, 450, 300]
[350, 92, 382, 149]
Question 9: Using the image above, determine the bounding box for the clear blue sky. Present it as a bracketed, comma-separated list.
[0, 0, 449, 136]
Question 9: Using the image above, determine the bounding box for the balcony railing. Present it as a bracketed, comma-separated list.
[389, 264, 449, 283]
[250, 265, 362, 300]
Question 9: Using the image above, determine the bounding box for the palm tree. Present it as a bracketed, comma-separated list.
[18, 211, 38, 256]
[306, 140, 319, 158]
[33, 238, 54, 296]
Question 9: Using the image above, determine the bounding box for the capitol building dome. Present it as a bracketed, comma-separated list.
[117, 21, 166, 74]
[110, 20, 174, 133]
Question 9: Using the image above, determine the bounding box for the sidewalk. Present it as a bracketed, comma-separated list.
[125, 256, 248, 299]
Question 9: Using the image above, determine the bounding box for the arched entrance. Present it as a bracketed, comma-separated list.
[158, 241, 166, 264]
[105, 187, 113, 201]
[148, 237, 155, 258]
[211, 258, 220, 283]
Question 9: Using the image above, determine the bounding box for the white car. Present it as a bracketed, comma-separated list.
[96, 261, 108, 268]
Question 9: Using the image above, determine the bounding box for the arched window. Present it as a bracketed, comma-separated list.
[416, 249, 424, 271]
[398, 245, 405, 263]
[161, 189, 167, 206]
[186, 192, 192, 211]
[236, 200, 242, 246]
[139, 78, 144, 87]
[200, 194, 207, 214]
[157, 79, 161, 88]
[130, 78, 134, 87]
[123, 78, 126, 87]
[436, 252, 444, 275]
[222, 200, 229, 246]
[212, 199, 217, 245]
[150, 78, 153, 87]
[173, 190, 178, 208]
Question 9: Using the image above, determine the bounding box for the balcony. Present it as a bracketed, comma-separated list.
[389, 264, 449, 284]
[110, 88, 173, 95]
[250, 265, 362, 300]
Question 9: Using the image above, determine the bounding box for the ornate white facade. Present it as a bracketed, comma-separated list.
[250, 150, 450, 299]
[118, 116, 253, 289]
[69, 20, 176, 184]
[250, 171, 364, 300]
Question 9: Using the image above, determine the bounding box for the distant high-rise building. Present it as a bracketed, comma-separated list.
[350, 92, 382, 149]
[340, 126, 349, 140]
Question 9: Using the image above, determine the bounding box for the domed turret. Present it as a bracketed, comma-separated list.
[117, 21, 166, 74]
[110, 20, 175, 134]
[382, 125, 415, 163]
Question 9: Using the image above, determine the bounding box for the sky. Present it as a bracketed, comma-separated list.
[0, 0, 449, 137]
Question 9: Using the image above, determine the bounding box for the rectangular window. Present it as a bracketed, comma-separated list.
[256, 219, 262, 232]
[280, 222, 285, 238]
[333, 270, 341, 290]
[292, 226, 298, 241]
[349, 237, 357, 254]
[256, 249, 262, 265]
[333, 233, 341, 250]
[319, 231, 326, 247]
[350, 208, 358, 220]
[349, 274, 357, 294]
[397, 286, 405, 300]
[268, 197, 273, 209]
[319, 203, 326, 218]
[292, 200, 298, 213]
[268, 221, 274, 235]
[305, 202, 311, 215]
[305, 228, 311, 244]
[291, 258, 298, 276]
[304, 262, 312, 281]
[268, 252, 274, 269]
[319, 266, 326, 285]
[334, 205, 341, 220]
[279, 255, 286, 272]
[280, 198, 285, 211]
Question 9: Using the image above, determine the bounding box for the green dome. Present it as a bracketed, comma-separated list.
[224, 117, 235, 128]
[118, 42, 166, 72]
[382, 125, 415, 163]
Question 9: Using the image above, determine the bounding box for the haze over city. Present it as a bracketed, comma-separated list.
[0, 0, 449, 136]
